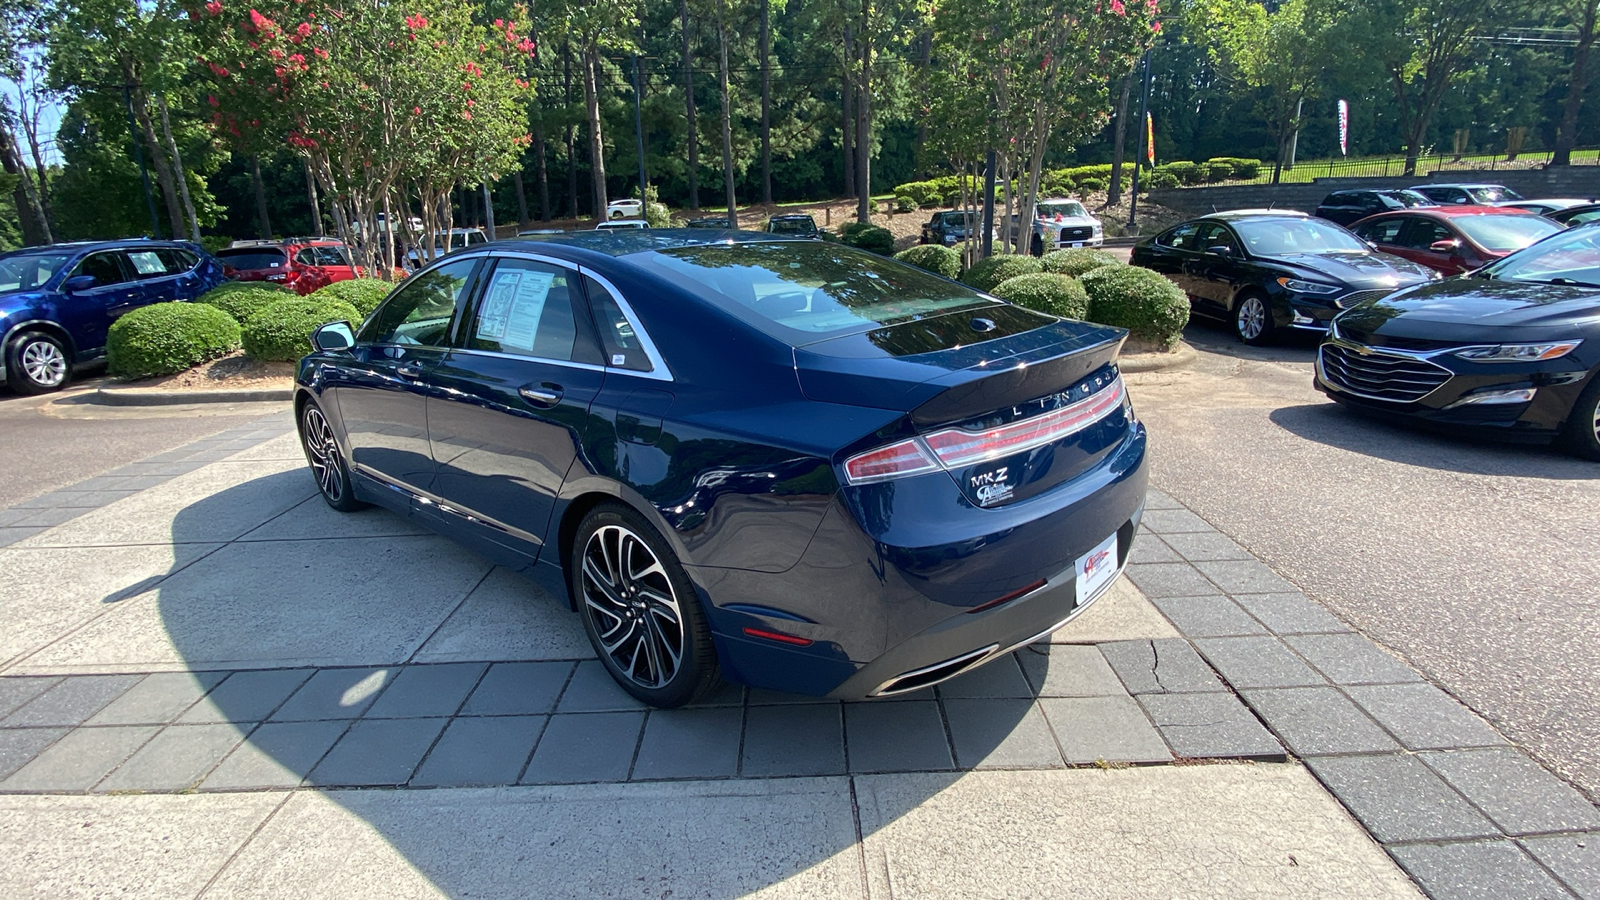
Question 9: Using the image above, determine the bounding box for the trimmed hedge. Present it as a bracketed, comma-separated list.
[309, 277, 391, 319]
[959, 254, 1042, 292]
[1144, 171, 1181, 191]
[893, 244, 961, 279]
[107, 302, 242, 379]
[992, 273, 1089, 320]
[1041, 248, 1122, 278]
[1080, 265, 1190, 349]
[839, 222, 895, 255]
[242, 297, 362, 361]
[196, 282, 293, 325]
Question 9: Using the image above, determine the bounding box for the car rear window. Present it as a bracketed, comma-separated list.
[1467, 186, 1523, 204]
[1452, 215, 1561, 253]
[636, 242, 997, 341]
[217, 248, 287, 269]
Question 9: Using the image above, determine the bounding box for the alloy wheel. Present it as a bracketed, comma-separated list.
[581, 524, 685, 690]
[20, 338, 66, 388]
[1237, 297, 1266, 341]
[301, 406, 345, 503]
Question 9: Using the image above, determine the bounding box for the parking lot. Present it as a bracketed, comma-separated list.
[1, 327, 1598, 898]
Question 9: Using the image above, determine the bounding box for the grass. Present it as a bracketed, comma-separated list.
[1236, 148, 1600, 184]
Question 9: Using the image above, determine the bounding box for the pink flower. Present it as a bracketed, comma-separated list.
[313, 46, 329, 59]
[207, 94, 219, 107]
[1151, 20, 1161, 32]
[297, 21, 311, 37]
[1109, 0, 1125, 14]
[413, 106, 421, 114]
[205, 0, 222, 15]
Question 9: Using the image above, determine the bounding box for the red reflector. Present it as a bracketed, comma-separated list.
[742, 627, 814, 647]
[967, 579, 1048, 614]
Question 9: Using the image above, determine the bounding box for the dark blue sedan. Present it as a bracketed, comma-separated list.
[294, 232, 1148, 706]
[0, 240, 226, 393]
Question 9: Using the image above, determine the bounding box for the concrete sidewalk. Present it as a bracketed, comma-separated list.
[0, 415, 1530, 898]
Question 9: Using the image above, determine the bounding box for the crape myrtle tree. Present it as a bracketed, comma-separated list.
[191, 0, 533, 274]
[928, 0, 1157, 255]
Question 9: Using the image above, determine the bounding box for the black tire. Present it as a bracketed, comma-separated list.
[571, 502, 719, 708]
[298, 398, 367, 511]
[1561, 374, 1600, 461]
[1233, 292, 1277, 345]
[5, 330, 71, 394]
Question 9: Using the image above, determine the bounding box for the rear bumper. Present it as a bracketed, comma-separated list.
[697, 421, 1148, 699]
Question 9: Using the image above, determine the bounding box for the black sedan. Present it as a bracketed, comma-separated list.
[1132, 211, 1438, 344]
[1316, 223, 1600, 459]
[1313, 189, 1435, 227]
[295, 232, 1148, 707]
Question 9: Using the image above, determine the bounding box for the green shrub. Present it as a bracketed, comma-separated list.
[1203, 161, 1234, 183]
[242, 297, 362, 361]
[1077, 177, 1107, 196]
[991, 273, 1089, 320]
[1160, 161, 1202, 186]
[893, 195, 919, 213]
[107, 302, 242, 379]
[196, 282, 293, 325]
[1207, 157, 1263, 180]
[1041, 248, 1122, 278]
[893, 244, 961, 279]
[958, 254, 1042, 292]
[200, 235, 236, 255]
[839, 222, 895, 255]
[308, 278, 391, 319]
[1080, 265, 1190, 349]
[1144, 171, 1181, 191]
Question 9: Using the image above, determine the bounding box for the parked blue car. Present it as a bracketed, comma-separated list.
[295, 232, 1148, 707]
[0, 240, 227, 394]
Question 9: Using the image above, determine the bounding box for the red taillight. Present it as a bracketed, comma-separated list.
[924, 377, 1124, 467]
[842, 438, 940, 484]
[841, 376, 1126, 485]
[742, 627, 814, 647]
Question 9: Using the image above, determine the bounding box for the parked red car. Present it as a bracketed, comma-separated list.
[216, 238, 358, 295]
[1349, 206, 1563, 275]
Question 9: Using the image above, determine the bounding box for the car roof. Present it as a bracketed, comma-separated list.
[479, 229, 795, 260]
[1199, 209, 1309, 221]
[1411, 183, 1509, 190]
[769, 214, 813, 220]
[3, 238, 189, 257]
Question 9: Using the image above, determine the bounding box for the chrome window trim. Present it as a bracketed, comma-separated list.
[445, 346, 607, 374]
[576, 264, 674, 383]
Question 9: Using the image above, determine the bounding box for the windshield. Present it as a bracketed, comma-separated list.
[768, 218, 815, 234]
[217, 248, 287, 269]
[1388, 191, 1435, 208]
[1454, 215, 1561, 253]
[1037, 201, 1088, 219]
[1468, 186, 1523, 204]
[936, 212, 969, 226]
[1233, 218, 1369, 255]
[637, 242, 997, 341]
[1481, 227, 1600, 287]
[0, 253, 72, 291]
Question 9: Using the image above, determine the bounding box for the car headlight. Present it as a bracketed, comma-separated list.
[1091, 223, 1103, 234]
[1454, 342, 1581, 362]
[1277, 277, 1340, 295]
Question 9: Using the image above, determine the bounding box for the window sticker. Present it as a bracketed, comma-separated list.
[128, 251, 166, 276]
[477, 268, 555, 352]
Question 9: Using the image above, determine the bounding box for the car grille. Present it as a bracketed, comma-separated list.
[1058, 227, 1094, 241]
[1320, 343, 1451, 403]
[1334, 289, 1393, 309]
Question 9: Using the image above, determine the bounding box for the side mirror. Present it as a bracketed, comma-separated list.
[312, 321, 355, 352]
[1429, 239, 1462, 254]
[1205, 244, 1234, 257]
[64, 274, 98, 293]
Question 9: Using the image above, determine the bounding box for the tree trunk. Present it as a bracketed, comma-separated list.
[582, 44, 608, 224]
[157, 96, 201, 242]
[914, 29, 931, 177]
[1108, 74, 1132, 206]
[303, 158, 323, 236]
[759, 0, 772, 206]
[854, 1, 872, 225]
[564, 43, 580, 218]
[133, 94, 186, 239]
[535, 126, 550, 220]
[841, 25, 855, 199]
[251, 154, 272, 238]
[0, 124, 49, 245]
[512, 169, 530, 228]
[19, 108, 50, 228]
[682, 0, 700, 210]
[718, 2, 737, 225]
[1553, 15, 1596, 166]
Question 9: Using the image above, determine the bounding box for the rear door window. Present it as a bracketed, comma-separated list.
[464, 259, 599, 364]
[126, 249, 172, 278]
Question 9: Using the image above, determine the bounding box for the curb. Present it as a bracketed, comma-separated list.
[89, 386, 295, 406]
[1118, 340, 1198, 373]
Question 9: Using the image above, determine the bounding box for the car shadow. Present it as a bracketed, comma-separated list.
[1269, 402, 1600, 480]
[1179, 320, 1321, 363]
[149, 467, 1070, 896]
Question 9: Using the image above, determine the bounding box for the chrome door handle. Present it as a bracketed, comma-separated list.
[396, 363, 424, 378]
[519, 385, 563, 407]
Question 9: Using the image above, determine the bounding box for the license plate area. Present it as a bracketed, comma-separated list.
[1075, 531, 1119, 605]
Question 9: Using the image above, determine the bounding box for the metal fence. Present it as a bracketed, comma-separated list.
[1263, 149, 1600, 183]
